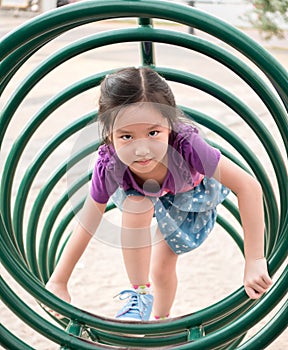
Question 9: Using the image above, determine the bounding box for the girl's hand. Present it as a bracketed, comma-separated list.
[44, 280, 71, 318]
[244, 258, 273, 299]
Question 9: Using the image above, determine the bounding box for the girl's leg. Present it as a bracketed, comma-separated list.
[121, 196, 154, 285]
[151, 228, 178, 317]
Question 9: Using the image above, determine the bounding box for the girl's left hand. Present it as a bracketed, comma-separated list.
[243, 258, 273, 299]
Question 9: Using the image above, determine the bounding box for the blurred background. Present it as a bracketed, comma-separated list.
[1, 0, 287, 40]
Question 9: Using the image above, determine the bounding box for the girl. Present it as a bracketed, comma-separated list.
[46, 67, 272, 321]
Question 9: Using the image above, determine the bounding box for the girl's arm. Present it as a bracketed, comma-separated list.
[45, 196, 107, 310]
[213, 155, 273, 299]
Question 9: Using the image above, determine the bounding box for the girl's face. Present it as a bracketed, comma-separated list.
[112, 103, 170, 178]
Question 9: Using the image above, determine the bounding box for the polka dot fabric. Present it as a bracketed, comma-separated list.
[111, 177, 229, 254]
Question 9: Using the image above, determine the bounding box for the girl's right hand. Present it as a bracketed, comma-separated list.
[44, 280, 71, 318]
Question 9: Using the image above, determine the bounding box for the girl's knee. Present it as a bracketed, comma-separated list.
[122, 196, 154, 229]
[122, 195, 154, 216]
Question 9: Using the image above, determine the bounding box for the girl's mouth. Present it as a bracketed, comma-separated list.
[135, 159, 152, 166]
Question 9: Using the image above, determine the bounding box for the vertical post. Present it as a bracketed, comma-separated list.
[40, 0, 57, 12]
[138, 17, 155, 66]
[188, 1, 195, 34]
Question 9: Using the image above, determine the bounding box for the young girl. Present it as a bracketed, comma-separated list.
[46, 67, 272, 321]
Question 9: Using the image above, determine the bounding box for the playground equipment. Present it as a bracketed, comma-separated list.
[1, 0, 287, 349]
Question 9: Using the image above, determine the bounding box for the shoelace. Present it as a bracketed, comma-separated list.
[116, 290, 150, 317]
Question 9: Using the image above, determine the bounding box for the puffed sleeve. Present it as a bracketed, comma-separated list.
[175, 126, 221, 178]
[90, 144, 119, 203]
[90, 156, 110, 203]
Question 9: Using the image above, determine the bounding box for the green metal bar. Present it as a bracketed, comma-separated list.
[48, 199, 85, 277]
[138, 17, 155, 66]
[166, 73, 285, 232]
[2, 28, 283, 232]
[224, 333, 246, 350]
[48, 201, 243, 347]
[49, 194, 117, 273]
[0, 324, 34, 350]
[1, 26, 287, 151]
[0, 21, 94, 94]
[0, 85, 286, 348]
[41, 199, 252, 336]
[205, 299, 253, 334]
[0, 278, 124, 350]
[26, 109, 249, 331]
[33, 120, 244, 283]
[2, 30, 286, 249]
[1, 1, 287, 106]
[1, 76, 284, 334]
[268, 217, 288, 274]
[1, 1, 287, 348]
[53, 232, 71, 271]
[38, 154, 247, 342]
[0, 213, 251, 335]
[178, 76, 287, 252]
[3, 87, 253, 340]
[50, 196, 117, 273]
[0, 213, 37, 282]
[188, 325, 205, 341]
[39, 172, 91, 282]
[1, 72, 110, 256]
[183, 107, 279, 255]
[88, 326, 189, 347]
[26, 142, 99, 279]
[12, 111, 96, 262]
[66, 321, 83, 336]
[236, 299, 288, 349]
[10, 112, 95, 278]
[173, 265, 287, 349]
[3, 63, 282, 260]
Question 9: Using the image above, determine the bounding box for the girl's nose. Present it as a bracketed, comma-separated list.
[135, 142, 150, 157]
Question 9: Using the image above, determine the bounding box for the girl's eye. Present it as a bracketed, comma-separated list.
[149, 130, 159, 137]
[121, 135, 132, 141]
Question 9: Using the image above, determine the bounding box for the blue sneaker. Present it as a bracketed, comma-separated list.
[115, 290, 153, 321]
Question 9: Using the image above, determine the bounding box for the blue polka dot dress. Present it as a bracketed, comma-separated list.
[111, 177, 229, 255]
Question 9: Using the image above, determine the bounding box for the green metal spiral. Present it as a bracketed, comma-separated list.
[1, 1, 287, 349]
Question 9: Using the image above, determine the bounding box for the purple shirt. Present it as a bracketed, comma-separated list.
[90, 123, 220, 203]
